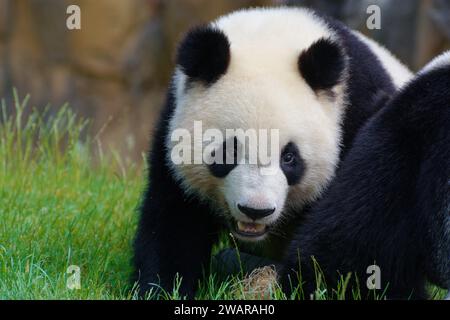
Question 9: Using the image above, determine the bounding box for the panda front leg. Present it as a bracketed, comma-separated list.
[133, 182, 220, 299]
[282, 53, 450, 300]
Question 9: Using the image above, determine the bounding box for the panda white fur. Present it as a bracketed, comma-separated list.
[133, 7, 414, 298]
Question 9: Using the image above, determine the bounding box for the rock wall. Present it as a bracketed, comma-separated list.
[0, 0, 270, 161]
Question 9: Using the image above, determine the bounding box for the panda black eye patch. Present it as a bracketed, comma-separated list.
[280, 142, 304, 185]
[208, 137, 240, 178]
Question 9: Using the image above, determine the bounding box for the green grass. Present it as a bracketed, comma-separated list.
[0, 91, 141, 299]
[0, 91, 446, 300]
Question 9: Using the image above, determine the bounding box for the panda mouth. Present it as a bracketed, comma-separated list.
[233, 220, 268, 237]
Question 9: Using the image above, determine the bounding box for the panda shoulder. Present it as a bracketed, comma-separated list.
[353, 31, 413, 89]
[419, 51, 450, 75]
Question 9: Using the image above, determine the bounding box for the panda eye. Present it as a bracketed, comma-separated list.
[280, 142, 304, 186]
[282, 152, 295, 165]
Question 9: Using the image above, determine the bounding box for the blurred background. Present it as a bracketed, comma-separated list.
[0, 0, 449, 162]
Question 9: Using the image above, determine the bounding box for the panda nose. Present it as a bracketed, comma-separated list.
[237, 204, 275, 220]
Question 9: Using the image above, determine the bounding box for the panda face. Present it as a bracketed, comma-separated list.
[167, 8, 348, 242]
[218, 140, 305, 241]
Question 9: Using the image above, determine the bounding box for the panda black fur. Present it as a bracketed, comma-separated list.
[133, 7, 413, 298]
[282, 52, 450, 300]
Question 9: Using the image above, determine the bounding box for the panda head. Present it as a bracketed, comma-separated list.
[167, 8, 348, 242]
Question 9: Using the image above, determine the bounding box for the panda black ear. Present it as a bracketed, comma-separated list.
[298, 38, 347, 92]
[176, 26, 230, 85]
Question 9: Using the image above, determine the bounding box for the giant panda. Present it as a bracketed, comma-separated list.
[133, 7, 413, 298]
[282, 51, 450, 300]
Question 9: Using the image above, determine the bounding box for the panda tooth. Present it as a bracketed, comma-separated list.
[254, 223, 265, 232]
[237, 221, 247, 231]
